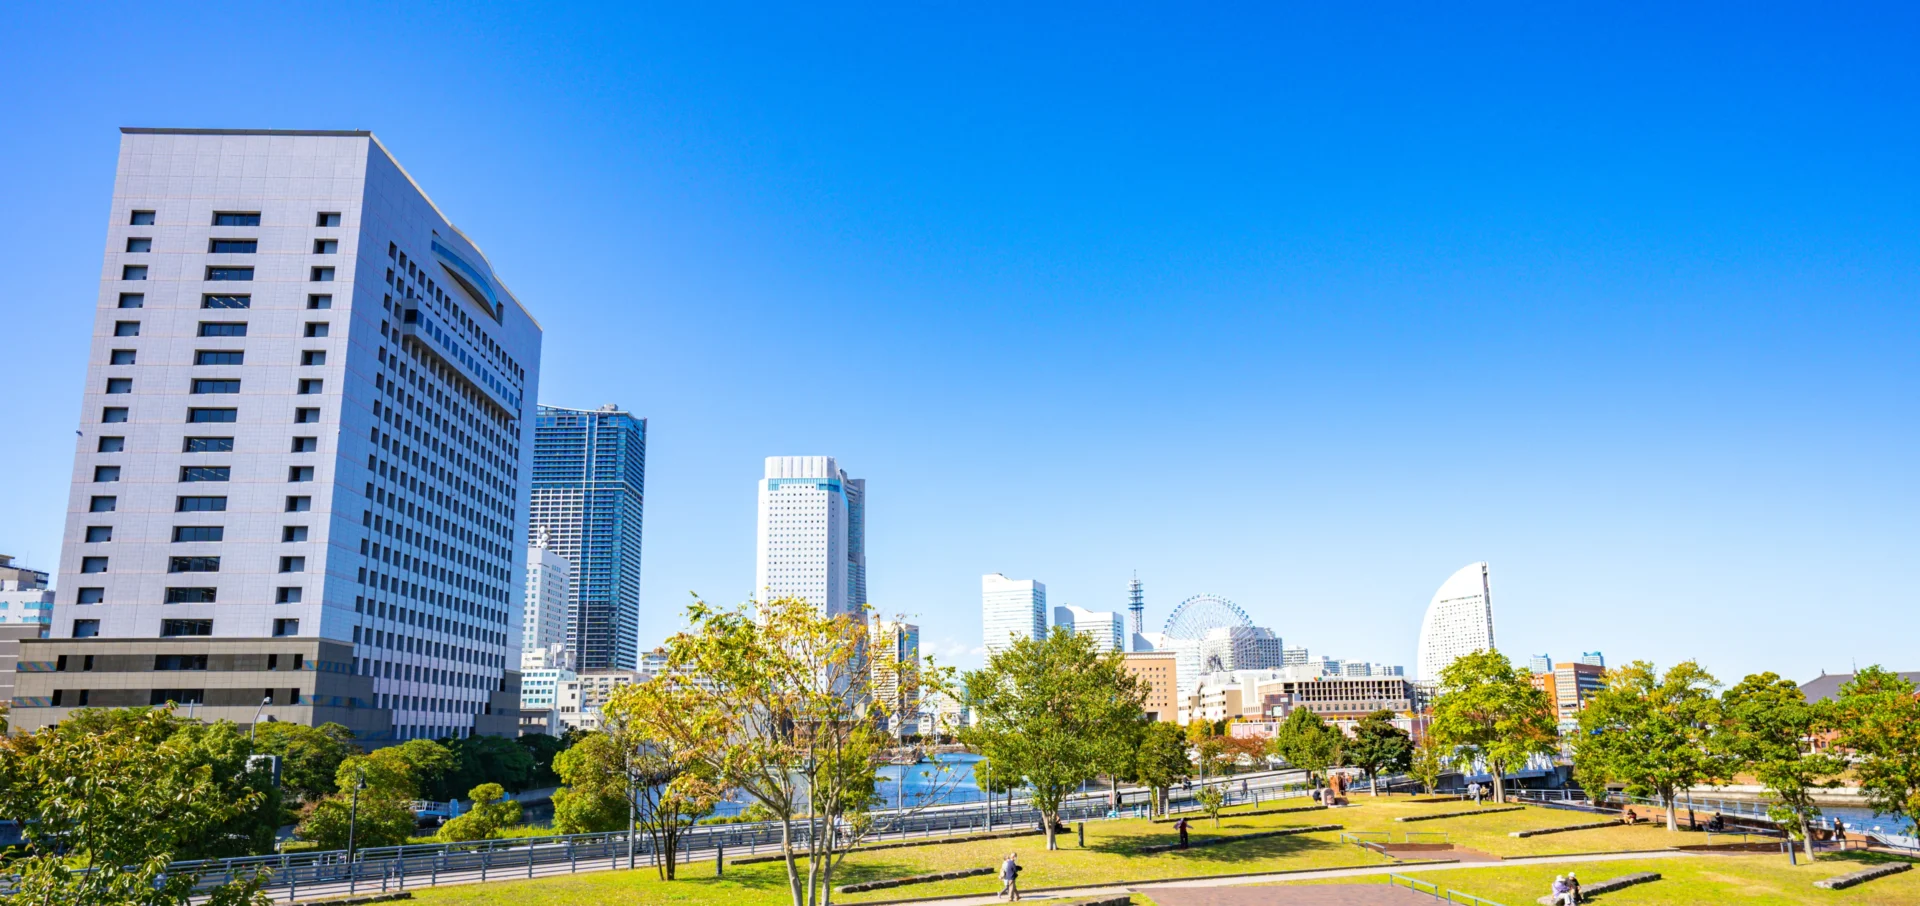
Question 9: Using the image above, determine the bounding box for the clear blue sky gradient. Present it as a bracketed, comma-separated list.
[2, 4, 1915, 681]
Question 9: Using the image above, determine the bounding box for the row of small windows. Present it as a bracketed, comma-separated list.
[115, 293, 332, 310]
[80, 523, 308, 545]
[104, 350, 327, 368]
[129, 210, 339, 228]
[121, 266, 336, 282]
[82, 494, 313, 513]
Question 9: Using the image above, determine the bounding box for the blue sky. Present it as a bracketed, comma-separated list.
[1, 3, 1915, 681]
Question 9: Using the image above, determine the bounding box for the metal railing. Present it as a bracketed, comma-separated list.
[119, 771, 1314, 901]
[1387, 872, 1508, 905]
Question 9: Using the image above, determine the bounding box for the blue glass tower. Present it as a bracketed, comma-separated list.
[531, 404, 645, 670]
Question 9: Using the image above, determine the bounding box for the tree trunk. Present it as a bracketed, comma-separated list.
[1800, 813, 1817, 862]
[1370, 770, 1379, 796]
[1663, 791, 1677, 832]
[1043, 810, 1058, 850]
[780, 816, 803, 906]
[1490, 767, 1506, 805]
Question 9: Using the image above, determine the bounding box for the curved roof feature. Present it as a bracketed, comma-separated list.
[1416, 562, 1495, 681]
[1163, 594, 1253, 640]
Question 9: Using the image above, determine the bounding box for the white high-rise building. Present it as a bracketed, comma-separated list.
[870, 618, 920, 733]
[1134, 630, 1204, 697]
[1416, 561, 1495, 681]
[15, 129, 540, 742]
[756, 457, 865, 618]
[1053, 604, 1124, 653]
[1282, 646, 1310, 666]
[521, 534, 572, 670]
[981, 573, 1045, 655]
[1198, 625, 1283, 674]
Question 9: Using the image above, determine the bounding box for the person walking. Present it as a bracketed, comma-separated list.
[1470, 783, 1482, 806]
[1175, 816, 1190, 849]
[999, 852, 1021, 901]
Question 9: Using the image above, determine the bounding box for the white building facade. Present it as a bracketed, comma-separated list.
[521, 536, 572, 670]
[1052, 604, 1124, 653]
[1415, 561, 1495, 681]
[14, 129, 540, 743]
[755, 457, 865, 618]
[981, 573, 1045, 656]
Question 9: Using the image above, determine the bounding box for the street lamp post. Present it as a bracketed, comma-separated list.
[346, 766, 366, 865]
[249, 695, 273, 744]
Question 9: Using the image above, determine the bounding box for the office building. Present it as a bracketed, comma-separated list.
[1578, 651, 1605, 668]
[518, 665, 575, 735]
[981, 573, 1045, 655]
[870, 619, 920, 733]
[1134, 630, 1203, 697]
[520, 533, 572, 670]
[1053, 604, 1124, 653]
[1415, 561, 1495, 681]
[1282, 646, 1310, 666]
[640, 646, 669, 676]
[14, 129, 538, 742]
[1529, 654, 1552, 675]
[756, 457, 865, 618]
[531, 404, 645, 671]
[1197, 625, 1282, 674]
[555, 667, 643, 732]
[0, 556, 54, 628]
[1121, 651, 1179, 722]
[1533, 661, 1607, 730]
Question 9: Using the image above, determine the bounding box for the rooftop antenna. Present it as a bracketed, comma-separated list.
[1127, 572, 1145, 646]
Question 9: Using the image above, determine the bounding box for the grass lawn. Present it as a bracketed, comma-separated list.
[1272, 853, 1920, 906]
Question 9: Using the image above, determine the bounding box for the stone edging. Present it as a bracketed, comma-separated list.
[1396, 805, 1526, 823]
[840, 866, 996, 893]
[1533, 871, 1659, 905]
[292, 893, 414, 906]
[1151, 804, 1324, 824]
[730, 829, 1044, 865]
[1136, 824, 1343, 855]
[849, 859, 1461, 904]
[1510, 820, 1620, 838]
[1814, 862, 1911, 890]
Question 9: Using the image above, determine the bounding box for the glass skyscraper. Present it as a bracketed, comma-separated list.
[531, 404, 645, 670]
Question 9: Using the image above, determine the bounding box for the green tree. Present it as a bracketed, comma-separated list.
[1345, 710, 1414, 796]
[1194, 783, 1226, 827]
[0, 706, 271, 906]
[296, 737, 454, 849]
[517, 732, 571, 788]
[438, 782, 525, 842]
[1430, 650, 1557, 805]
[961, 627, 1149, 850]
[1573, 660, 1724, 830]
[1822, 666, 1920, 834]
[1187, 718, 1231, 780]
[587, 678, 726, 878]
[1128, 722, 1193, 816]
[551, 732, 632, 834]
[1409, 736, 1448, 795]
[428, 734, 537, 799]
[1718, 672, 1843, 860]
[251, 721, 360, 806]
[1269, 707, 1341, 779]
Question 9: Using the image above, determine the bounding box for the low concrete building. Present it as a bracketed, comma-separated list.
[1122, 651, 1179, 722]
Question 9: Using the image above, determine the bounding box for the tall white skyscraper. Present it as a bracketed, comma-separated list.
[1053, 604, 1124, 653]
[1416, 561, 1495, 681]
[756, 457, 865, 617]
[15, 129, 540, 742]
[981, 573, 1045, 655]
[522, 533, 572, 670]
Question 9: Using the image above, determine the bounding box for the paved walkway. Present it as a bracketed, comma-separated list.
[919, 850, 1693, 906]
[1145, 885, 1433, 905]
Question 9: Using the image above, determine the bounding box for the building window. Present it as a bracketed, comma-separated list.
[301, 350, 326, 366]
[130, 210, 156, 226]
[282, 525, 309, 542]
[76, 588, 105, 604]
[85, 526, 113, 543]
[175, 496, 227, 512]
[155, 654, 209, 671]
[212, 212, 260, 226]
[205, 267, 254, 281]
[310, 267, 335, 282]
[164, 587, 218, 603]
[151, 689, 207, 705]
[276, 587, 303, 604]
[114, 321, 140, 336]
[102, 407, 128, 423]
[209, 238, 257, 254]
[294, 408, 320, 423]
[297, 379, 323, 395]
[168, 556, 221, 573]
[122, 265, 148, 280]
[273, 618, 300, 637]
[317, 212, 341, 227]
[191, 379, 241, 394]
[180, 466, 230, 482]
[285, 496, 312, 512]
[106, 378, 132, 394]
[160, 619, 211, 636]
[313, 239, 338, 254]
[126, 237, 152, 253]
[288, 466, 314, 482]
[290, 437, 317, 453]
[172, 526, 224, 542]
[187, 408, 238, 423]
[183, 436, 234, 453]
[279, 556, 306, 573]
[195, 351, 244, 366]
[202, 294, 251, 309]
[110, 350, 136, 365]
[98, 436, 125, 452]
[80, 557, 108, 574]
[304, 323, 329, 338]
[89, 496, 117, 513]
[73, 619, 101, 638]
[307, 294, 332, 310]
[198, 322, 247, 337]
[92, 466, 120, 482]
[118, 293, 144, 309]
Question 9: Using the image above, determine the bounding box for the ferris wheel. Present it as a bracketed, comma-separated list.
[1162, 594, 1253, 640]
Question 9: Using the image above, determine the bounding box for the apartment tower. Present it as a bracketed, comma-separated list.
[14, 129, 540, 742]
[755, 456, 865, 618]
[530, 404, 646, 670]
